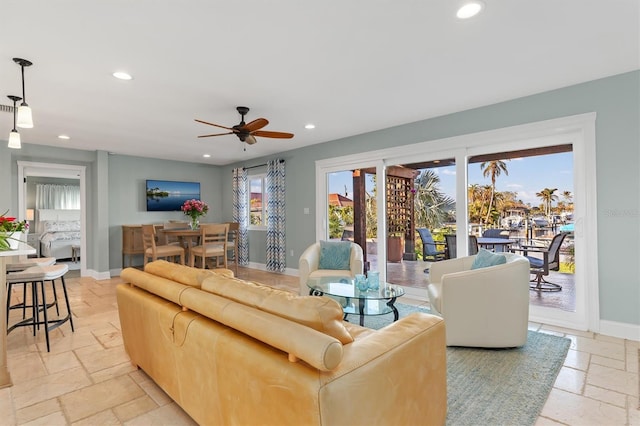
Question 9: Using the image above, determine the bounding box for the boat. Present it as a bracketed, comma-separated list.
[531, 216, 549, 227]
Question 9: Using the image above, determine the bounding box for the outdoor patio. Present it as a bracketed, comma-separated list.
[368, 254, 576, 312]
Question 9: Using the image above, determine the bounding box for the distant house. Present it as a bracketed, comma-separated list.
[328, 193, 353, 207]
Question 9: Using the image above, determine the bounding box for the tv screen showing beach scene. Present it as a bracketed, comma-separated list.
[146, 180, 201, 211]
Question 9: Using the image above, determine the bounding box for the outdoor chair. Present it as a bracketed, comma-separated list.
[417, 228, 446, 262]
[511, 232, 569, 292]
[444, 235, 479, 259]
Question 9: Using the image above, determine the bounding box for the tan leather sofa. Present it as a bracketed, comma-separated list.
[298, 241, 364, 295]
[118, 260, 447, 426]
[427, 252, 530, 348]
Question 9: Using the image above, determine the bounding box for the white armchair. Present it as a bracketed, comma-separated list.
[298, 242, 364, 295]
[427, 252, 530, 348]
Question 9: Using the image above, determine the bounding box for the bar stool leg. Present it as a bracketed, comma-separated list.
[37, 280, 51, 352]
[59, 276, 74, 331]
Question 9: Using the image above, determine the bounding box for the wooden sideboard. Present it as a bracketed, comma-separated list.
[122, 225, 144, 267]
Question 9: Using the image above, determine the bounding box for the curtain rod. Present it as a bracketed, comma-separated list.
[241, 159, 284, 171]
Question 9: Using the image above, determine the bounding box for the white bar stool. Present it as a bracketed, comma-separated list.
[6, 263, 74, 352]
[6, 257, 57, 320]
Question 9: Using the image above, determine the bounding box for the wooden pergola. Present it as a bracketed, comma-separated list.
[351, 166, 419, 270]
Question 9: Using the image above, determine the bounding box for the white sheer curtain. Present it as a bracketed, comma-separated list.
[36, 184, 80, 209]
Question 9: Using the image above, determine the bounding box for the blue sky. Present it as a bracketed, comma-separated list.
[329, 152, 573, 208]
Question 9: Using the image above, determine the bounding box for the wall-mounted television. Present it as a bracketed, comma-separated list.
[146, 180, 201, 211]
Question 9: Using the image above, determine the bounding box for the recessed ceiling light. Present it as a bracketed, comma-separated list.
[203, 154, 211, 158]
[305, 124, 316, 129]
[112, 71, 133, 80]
[58, 135, 70, 140]
[457, 1, 484, 19]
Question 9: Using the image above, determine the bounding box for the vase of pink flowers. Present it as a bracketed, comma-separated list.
[181, 199, 209, 230]
[0, 210, 29, 250]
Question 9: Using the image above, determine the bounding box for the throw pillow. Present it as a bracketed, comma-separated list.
[471, 248, 507, 270]
[318, 240, 351, 270]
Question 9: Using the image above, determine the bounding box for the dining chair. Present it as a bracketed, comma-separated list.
[162, 221, 190, 246]
[141, 224, 185, 266]
[226, 222, 240, 274]
[190, 223, 229, 269]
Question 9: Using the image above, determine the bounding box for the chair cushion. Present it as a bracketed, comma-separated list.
[471, 248, 507, 270]
[318, 240, 351, 270]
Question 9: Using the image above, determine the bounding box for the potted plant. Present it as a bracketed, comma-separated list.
[387, 232, 405, 263]
[0, 210, 29, 250]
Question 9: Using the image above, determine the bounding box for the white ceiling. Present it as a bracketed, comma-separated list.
[1, 1, 638, 166]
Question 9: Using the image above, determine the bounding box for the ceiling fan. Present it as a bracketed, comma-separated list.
[195, 106, 294, 145]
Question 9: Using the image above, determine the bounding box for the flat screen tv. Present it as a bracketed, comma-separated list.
[146, 179, 201, 211]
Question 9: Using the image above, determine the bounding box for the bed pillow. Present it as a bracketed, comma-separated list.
[41, 220, 80, 233]
[318, 240, 352, 270]
[471, 248, 507, 270]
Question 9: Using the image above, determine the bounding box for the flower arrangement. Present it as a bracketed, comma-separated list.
[181, 199, 209, 229]
[0, 210, 29, 250]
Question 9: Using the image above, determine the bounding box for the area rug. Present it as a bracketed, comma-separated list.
[360, 303, 571, 426]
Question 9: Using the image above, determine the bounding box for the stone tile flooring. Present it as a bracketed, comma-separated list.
[1, 267, 638, 425]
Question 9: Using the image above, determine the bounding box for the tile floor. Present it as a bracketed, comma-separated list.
[1, 267, 638, 425]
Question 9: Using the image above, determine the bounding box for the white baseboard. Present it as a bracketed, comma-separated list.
[245, 262, 298, 276]
[84, 268, 111, 280]
[599, 319, 640, 342]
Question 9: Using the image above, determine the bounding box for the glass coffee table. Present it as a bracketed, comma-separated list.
[306, 276, 405, 326]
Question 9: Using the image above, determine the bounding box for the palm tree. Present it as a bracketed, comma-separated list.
[562, 191, 573, 213]
[480, 160, 509, 225]
[536, 188, 558, 217]
[414, 169, 454, 229]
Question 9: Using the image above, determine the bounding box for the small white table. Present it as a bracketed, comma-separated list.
[0, 243, 36, 388]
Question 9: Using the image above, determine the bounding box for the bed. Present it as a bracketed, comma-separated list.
[36, 209, 81, 260]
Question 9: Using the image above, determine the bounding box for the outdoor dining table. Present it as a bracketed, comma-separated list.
[476, 237, 517, 252]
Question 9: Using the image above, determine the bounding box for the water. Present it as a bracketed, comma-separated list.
[146, 193, 200, 211]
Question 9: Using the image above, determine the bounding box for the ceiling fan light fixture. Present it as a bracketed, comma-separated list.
[457, 1, 484, 19]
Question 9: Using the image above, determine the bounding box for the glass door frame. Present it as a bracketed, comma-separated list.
[316, 112, 598, 332]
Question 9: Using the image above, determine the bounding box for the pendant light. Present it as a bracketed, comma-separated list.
[13, 58, 34, 129]
[7, 95, 22, 149]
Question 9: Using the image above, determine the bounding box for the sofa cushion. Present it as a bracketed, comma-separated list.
[471, 248, 507, 270]
[201, 273, 354, 344]
[145, 260, 234, 288]
[318, 240, 351, 270]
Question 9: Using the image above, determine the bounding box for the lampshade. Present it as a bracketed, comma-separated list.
[17, 104, 33, 129]
[8, 130, 21, 149]
[26, 209, 35, 221]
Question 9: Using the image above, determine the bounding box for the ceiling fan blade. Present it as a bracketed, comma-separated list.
[244, 118, 269, 132]
[197, 131, 234, 138]
[252, 130, 294, 139]
[194, 119, 235, 131]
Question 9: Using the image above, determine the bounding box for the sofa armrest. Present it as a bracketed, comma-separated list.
[320, 313, 447, 426]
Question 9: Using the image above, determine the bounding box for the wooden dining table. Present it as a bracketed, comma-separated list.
[159, 227, 202, 253]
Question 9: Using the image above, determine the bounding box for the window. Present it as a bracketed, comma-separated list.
[249, 174, 268, 229]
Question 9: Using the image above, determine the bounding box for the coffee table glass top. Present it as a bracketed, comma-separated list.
[306, 276, 405, 320]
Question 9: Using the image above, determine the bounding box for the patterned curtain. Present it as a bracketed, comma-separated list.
[266, 159, 286, 272]
[36, 184, 80, 209]
[232, 168, 249, 266]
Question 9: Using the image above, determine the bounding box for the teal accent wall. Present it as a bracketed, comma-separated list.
[2, 70, 638, 326]
[222, 70, 640, 326]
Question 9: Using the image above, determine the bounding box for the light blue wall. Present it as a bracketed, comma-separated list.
[107, 154, 223, 268]
[222, 70, 640, 326]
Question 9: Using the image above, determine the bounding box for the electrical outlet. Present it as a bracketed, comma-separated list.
[290, 249, 294, 257]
